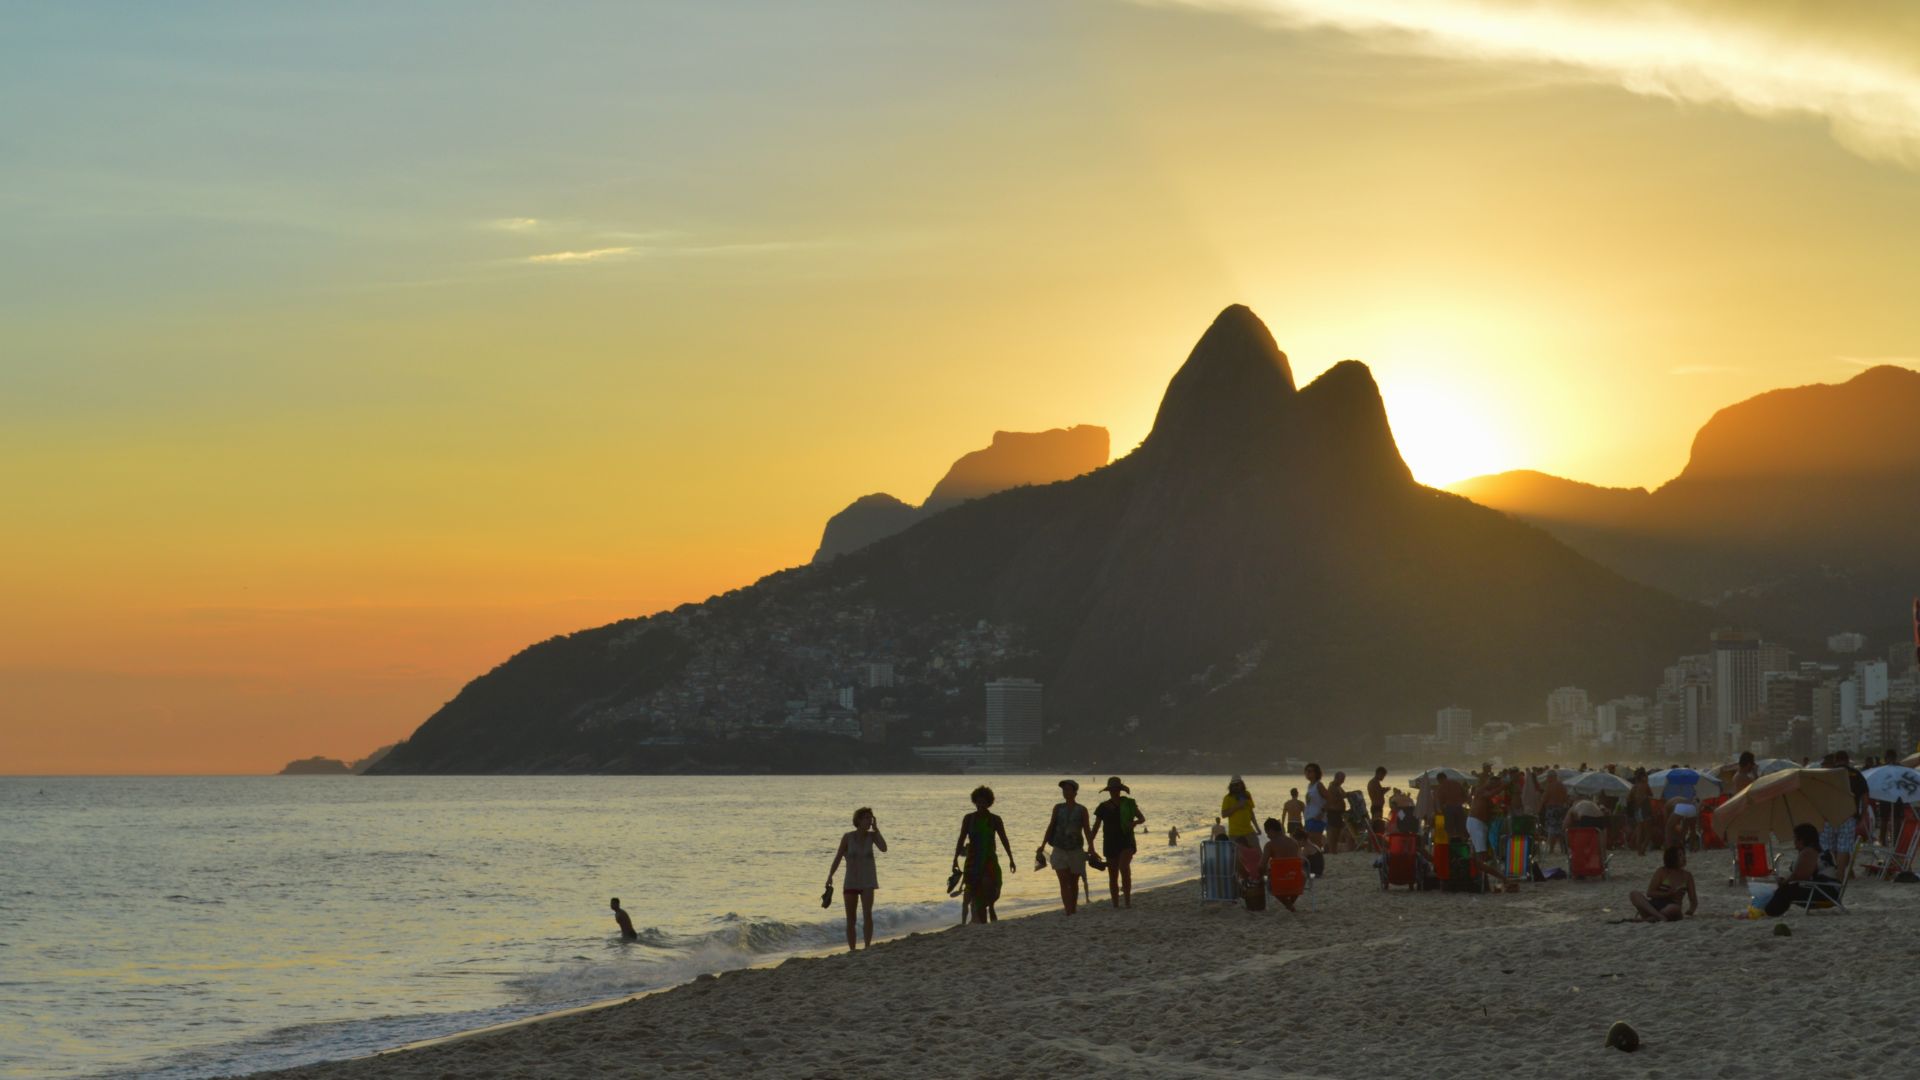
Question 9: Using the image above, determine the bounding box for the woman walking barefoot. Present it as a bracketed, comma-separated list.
[954, 786, 1015, 925]
[826, 807, 886, 950]
[1039, 779, 1093, 914]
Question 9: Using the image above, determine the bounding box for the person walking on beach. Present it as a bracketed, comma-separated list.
[826, 807, 887, 951]
[954, 786, 1015, 925]
[1091, 777, 1146, 907]
[1626, 769, 1653, 856]
[610, 898, 638, 942]
[1221, 776, 1259, 853]
[1040, 779, 1093, 915]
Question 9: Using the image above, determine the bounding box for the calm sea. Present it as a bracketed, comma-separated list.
[0, 773, 1403, 1079]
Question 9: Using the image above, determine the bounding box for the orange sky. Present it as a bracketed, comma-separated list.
[4, 2, 1918, 773]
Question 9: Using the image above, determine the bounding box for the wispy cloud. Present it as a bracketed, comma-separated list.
[525, 246, 634, 264]
[491, 217, 542, 232]
[1669, 364, 1746, 375]
[1152, 1, 1920, 168]
[1834, 354, 1920, 368]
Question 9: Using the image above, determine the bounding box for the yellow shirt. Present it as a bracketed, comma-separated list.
[1221, 793, 1257, 837]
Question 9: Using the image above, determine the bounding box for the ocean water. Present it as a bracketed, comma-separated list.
[0, 773, 1393, 1079]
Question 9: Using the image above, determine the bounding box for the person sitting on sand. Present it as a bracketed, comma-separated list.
[610, 897, 638, 941]
[954, 786, 1015, 925]
[1090, 776, 1145, 908]
[1261, 817, 1303, 911]
[1040, 779, 1094, 915]
[1628, 846, 1697, 922]
[1541, 772, 1570, 854]
[827, 807, 887, 950]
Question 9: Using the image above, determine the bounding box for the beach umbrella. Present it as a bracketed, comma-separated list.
[1711, 768, 1856, 842]
[1550, 768, 1581, 780]
[1756, 758, 1797, 775]
[1902, 752, 1919, 769]
[1648, 768, 1720, 799]
[1862, 765, 1920, 805]
[1412, 767, 1469, 787]
[1569, 771, 1631, 797]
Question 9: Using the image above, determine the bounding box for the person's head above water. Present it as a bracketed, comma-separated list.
[970, 785, 995, 809]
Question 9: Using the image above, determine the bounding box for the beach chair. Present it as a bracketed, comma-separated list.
[1733, 838, 1770, 881]
[1768, 869, 1851, 914]
[1860, 811, 1919, 880]
[1567, 826, 1608, 880]
[1200, 838, 1239, 901]
[1380, 832, 1418, 892]
[1270, 855, 1312, 911]
[1433, 841, 1486, 893]
[1504, 834, 1534, 883]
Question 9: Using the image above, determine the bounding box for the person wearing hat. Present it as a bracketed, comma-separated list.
[1090, 777, 1146, 908]
[1038, 779, 1093, 915]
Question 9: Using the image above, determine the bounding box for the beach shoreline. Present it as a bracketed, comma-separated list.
[233, 849, 1920, 1080]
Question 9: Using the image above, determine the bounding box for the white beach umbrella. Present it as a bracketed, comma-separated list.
[1412, 766, 1469, 787]
[1550, 768, 1582, 780]
[1570, 771, 1632, 797]
[1756, 758, 1798, 775]
[1862, 765, 1920, 805]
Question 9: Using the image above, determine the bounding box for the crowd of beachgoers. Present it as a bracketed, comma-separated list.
[813, 749, 1920, 948]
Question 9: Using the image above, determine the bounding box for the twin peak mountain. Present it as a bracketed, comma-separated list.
[373, 306, 1707, 772]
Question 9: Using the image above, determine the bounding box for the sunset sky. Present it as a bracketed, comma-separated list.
[4, 2, 1918, 774]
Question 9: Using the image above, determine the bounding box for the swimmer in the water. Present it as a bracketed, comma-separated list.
[610, 897, 638, 941]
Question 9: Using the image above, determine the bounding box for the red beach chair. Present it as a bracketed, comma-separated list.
[1568, 826, 1608, 880]
[1734, 838, 1770, 880]
[1381, 832, 1417, 891]
[1270, 856, 1312, 910]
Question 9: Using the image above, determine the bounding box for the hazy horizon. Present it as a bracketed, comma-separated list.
[5, 2, 1918, 774]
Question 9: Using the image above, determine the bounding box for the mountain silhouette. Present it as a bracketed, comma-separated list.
[812, 426, 1108, 563]
[373, 305, 1709, 773]
[1454, 365, 1920, 641]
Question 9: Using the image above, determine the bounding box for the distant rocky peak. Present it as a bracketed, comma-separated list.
[923, 425, 1110, 509]
[1296, 359, 1414, 487]
[1142, 304, 1297, 462]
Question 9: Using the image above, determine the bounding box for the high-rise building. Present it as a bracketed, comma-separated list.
[1435, 706, 1473, 750]
[1712, 630, 1762, 758]
[1761, 671, 1815, 754]
[985, 677, 1043, 759]
[1547, 687, 1591, 743]
[860, 662, 896, 689]
[1859, 660, 1888, 707]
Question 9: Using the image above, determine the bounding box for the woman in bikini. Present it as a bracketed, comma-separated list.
[1628, 845, 1697, 922]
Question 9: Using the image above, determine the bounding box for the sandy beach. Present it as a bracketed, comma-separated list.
[238, 848, 1920, 1080]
